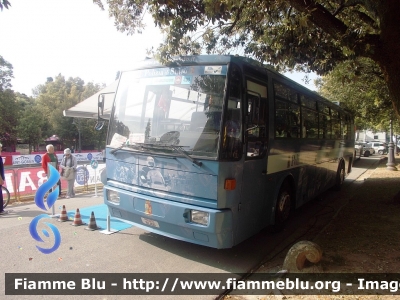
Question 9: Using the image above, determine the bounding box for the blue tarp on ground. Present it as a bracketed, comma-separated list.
[66, 204, 132, 231]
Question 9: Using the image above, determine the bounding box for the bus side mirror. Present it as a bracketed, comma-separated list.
[94, 120, 105, 131]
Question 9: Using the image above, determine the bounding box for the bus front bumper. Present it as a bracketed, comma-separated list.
[104, 187, 234, 249]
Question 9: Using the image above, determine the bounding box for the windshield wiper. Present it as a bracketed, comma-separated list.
[140, 143, 202, 167]
[170, 145, 202, 167]
[111, 141, 202, 167]
[110, 142, 141, 154]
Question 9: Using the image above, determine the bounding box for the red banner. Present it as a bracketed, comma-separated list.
[2, 164, 104, 199]
[3, 167, 68, 197]
[1, 155, 13, 166]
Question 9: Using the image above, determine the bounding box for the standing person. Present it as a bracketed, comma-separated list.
[41, 144, 62, 197]
[0, 143, 5, 214]
[60, 148, 77, 198]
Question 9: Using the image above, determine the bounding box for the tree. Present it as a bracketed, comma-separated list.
[0, 56, 19, 149]
[94, 0, 400, 119]
[0, 89, 20, 149]
[35, 75, 85, 144]
[316, 58, 392, 131]
[17, 106, 46, 153]
[34, 75, 106, 150]
[0, 55, 13, 91]
[0, 0, 10, 11]
[78, 118, 108, 151]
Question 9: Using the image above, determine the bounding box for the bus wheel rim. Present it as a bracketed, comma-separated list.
[340, 167, 345, 185]
[278, 192, 291, 220]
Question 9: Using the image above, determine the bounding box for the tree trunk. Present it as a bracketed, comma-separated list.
[374, 0, 400, 119]
[381, 58, 400, 120]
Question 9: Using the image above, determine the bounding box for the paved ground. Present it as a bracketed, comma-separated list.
[3, 156, 400, 300]
[228, 155, 400, 300]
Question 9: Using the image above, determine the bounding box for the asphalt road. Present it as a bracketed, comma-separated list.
[0, 156, 381, 300]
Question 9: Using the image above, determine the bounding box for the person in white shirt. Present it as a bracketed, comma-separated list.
[60, 148, 77, 198]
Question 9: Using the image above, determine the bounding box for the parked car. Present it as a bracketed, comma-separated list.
[354, 142, 363, 159]
[361, 142, 375, 157]
[355, 142, 374, 157]
[366, 141, 387, 155]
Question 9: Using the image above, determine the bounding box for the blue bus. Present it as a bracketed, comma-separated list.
[97, 55, 355, 249]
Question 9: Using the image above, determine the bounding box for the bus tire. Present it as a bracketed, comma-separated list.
[333, 161, 345, 191]
[274, 181, 292, 226]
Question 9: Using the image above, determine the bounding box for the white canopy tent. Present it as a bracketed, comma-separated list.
[63, 80, 118, 119]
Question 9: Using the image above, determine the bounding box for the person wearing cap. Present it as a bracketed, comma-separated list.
[41, 144, 62, 197]
[0, 143, 5, 214]
[60, 148, 77, 198]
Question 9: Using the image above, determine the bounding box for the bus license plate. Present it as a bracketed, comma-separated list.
[141, 217, 159, 228]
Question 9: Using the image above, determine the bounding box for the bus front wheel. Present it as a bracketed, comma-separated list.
[274, 182, 292, 226]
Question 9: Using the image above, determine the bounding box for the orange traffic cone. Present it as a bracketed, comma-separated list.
[71, 208, 86, 226]
[85, 211, 100, 231]
[58, 205, 69, 222]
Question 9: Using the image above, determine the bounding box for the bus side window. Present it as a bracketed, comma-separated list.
[275, 101, 300, 138]
[289, 110, 300, 138]
[275, 115, 287, 137]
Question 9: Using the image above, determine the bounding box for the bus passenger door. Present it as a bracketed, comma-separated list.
[235, 78, 269, 244]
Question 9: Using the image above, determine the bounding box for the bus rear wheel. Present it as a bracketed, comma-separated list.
[333, 162, 345, 191]
[275, 182, 292, 226]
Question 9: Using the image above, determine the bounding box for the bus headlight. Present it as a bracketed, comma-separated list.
[107, 190, 120, 204]
[190, 210, 209, 226]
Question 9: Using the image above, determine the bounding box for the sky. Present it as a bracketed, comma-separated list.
[0, 0, 317, 97]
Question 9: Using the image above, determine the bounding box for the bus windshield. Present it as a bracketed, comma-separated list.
[107, 65, 227, 159]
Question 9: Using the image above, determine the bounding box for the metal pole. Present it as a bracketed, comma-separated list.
[99, 206, 118, 235]
[94, 168, 98, 197]
[95, 168, 97, 196]
[78, 129, 81, 153]
[107, 208, 111, 231]
[73, 118, 82, 152]
[386, 119, 397, 171]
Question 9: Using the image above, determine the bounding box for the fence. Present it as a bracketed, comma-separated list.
[2, 163, 105, 204]
[1, 151, 104, 166]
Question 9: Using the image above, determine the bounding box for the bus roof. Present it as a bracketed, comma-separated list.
[121, 55, 352, 116]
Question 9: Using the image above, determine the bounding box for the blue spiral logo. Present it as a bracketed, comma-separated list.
[29, 214, 61, 254]
[30, 164, 61, 254]
[35, 164, 59, 211]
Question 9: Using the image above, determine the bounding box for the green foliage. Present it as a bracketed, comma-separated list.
[93, 0, 379, 71]
[0, 0, 10, 11]
[34, 75, 106, 150]
[0, 55, 13, 91]
[317, 58, 392, 132]
[16, 105, 46, 153]
[0, 56, 19, 148]
[79, 118, 108, 151]
[94, 0, 400, 118]
[0, 89, 19, 147]
[0, 52, 106, 151]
